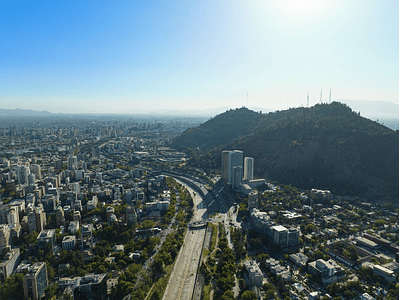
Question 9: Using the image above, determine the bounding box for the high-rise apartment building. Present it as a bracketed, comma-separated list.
[233, 166, 243, 190]
[251, 209, 299, 248]
[28, 173, 36, 184]
[244, 157, 254, 181]
[62, 235, 76, 250]
[126, 206, 137, 225]
[17, 166, 30, 184]
[248, 190, 258, 210]
[0, 224, 10, 249]
[73, 211, 81, 225]
[30, 164, 42, 180]
[87, 196, 98, 210]
[73, 274, 107, 300]
[0, 248, 20, 280]
[0, 202, 9, 224]
[230, 150, 243, 184]
[27, 205, 46, 233]
[23, 262, 47, 300]
[221, 150, 244, 185]
[45, 176, 60, 189]
[72, 182, 80, 194]
[7, 206, 19, 225]
[67, 156, 77, 170]
[106, 206, 115, 222]
[56, 207, 65, 228]
[221, 151, 231, 182]
[40, 195, 56, 212]
[37, 229, 56, 252]
[81, 224, 93, 250]
[54, 159, 63, 170]
[92, 146, 101, 158]
[75, 170, 85, 181]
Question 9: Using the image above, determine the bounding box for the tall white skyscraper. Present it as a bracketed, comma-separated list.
[230, 150, 243, 185]
[244, 157, 254, 181]
[221, 151, 231, 182]
[221, 150, 243, 185]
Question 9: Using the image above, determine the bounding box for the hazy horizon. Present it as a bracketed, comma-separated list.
[1, 99, 398, 120]
[1, 0, 398, 114]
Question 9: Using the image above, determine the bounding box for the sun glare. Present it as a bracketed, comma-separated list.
[270, 0, 332, 25]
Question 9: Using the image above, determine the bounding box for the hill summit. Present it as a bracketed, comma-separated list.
[172, 102, 399, 201]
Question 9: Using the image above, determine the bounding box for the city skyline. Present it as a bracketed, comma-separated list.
[1, 0, 398, 114]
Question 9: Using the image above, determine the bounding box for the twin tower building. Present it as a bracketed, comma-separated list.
[221, 150, 254, 190]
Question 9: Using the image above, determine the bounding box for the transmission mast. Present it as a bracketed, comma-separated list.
[320, 89, 323, 104]
[307, 92, 309, 107]
[329, 88, 331, 104]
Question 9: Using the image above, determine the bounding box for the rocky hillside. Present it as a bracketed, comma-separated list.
[172, 103, 399, 201]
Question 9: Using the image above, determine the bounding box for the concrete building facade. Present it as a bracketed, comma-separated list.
[73, 273, 107, 300]
[23, 262, 48, 300]
[244, 157, 254, 181]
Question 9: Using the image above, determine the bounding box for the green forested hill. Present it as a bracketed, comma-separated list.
[172, 103, 399, 201]
[172, 107, 265, 150]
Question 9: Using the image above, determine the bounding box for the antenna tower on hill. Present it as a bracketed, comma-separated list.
[307, 92, 309, 107]
[329, 88, 331, 104]
[320, 89, 323, 104]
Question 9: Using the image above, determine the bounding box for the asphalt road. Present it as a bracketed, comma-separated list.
[162, 181, 207, 300]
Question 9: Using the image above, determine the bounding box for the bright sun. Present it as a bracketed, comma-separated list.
[270, 0, 333, 25]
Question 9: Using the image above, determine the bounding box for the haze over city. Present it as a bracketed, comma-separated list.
[0, 2, 399, 299]
[1, 0, 398, 114]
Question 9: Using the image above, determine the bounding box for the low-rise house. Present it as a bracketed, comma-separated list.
[112, 245, 124, 253]
[82, 250, 94, 261]
[290, 253, 308, 266]
[308, 291, 320, 300]
[360, 292, 376, 300]
[105, 257, 115, 264]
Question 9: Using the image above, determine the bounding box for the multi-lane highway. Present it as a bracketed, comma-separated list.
[160, 171, 240, 300]
[162, 180, 208, 300]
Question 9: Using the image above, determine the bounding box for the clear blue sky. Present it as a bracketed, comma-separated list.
[1, 0, 398, 113]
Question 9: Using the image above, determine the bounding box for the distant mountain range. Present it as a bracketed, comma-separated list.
[172, 102, 399, 202]
[125, 106, 273, 116]
[0, 99, 397, 119]
[1, 100, 398, 129]
[0, 108, 53, 117]
[338, 100, 399, 119]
